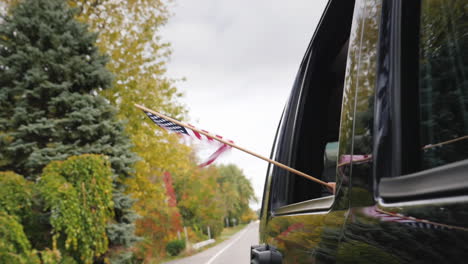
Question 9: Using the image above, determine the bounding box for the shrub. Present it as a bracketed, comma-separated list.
[166, 240, 186, 256]
[39, 154, 114, 264]
[0, 211, 40, 264]
[0, 171, 34, 217]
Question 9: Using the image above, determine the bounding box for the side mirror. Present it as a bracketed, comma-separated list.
[251, 244, 283, 264]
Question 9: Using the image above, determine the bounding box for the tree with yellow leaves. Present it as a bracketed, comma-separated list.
[69, 0, 195, 261]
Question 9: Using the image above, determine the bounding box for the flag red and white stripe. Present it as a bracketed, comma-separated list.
[143, 111, 233, 167]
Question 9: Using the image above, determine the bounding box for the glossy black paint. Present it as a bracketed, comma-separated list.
[259, 0, 468, 263]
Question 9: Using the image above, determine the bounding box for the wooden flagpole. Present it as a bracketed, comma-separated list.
[135, 104, 333, 189]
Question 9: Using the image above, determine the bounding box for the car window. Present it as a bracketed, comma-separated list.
[376, 0, 468, 202]
[418, 0, 468, 170]
[267, 0, 357, 210]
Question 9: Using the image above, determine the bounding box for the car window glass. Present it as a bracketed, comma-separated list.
[267, 0, 357, 210]
[419, 0, 468, 170]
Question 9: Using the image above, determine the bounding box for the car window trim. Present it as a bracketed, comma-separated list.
[274, 195, 334, 215]
[379, 159, 468, 202]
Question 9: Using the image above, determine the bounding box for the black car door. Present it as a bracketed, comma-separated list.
[339, 0, 468, 263]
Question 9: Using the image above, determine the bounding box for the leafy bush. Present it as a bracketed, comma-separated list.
[0, 172, 34, 217]
[39, 154, 114, 264]
[166, 240, 186, 256]
[0, 211, 40, 264]
[39, 248, 78, 264]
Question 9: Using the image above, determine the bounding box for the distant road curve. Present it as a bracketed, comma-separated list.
[164, 221, 259, 264]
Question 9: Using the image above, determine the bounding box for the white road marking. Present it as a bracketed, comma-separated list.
[205, 224, 251, 264]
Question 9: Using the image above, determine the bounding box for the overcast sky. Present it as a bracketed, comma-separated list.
[162, 0, 329, 209]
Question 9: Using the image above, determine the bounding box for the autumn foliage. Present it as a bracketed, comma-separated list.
[0, 0, 257, 263]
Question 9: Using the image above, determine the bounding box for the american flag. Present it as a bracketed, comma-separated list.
[144, 111, 232, 167]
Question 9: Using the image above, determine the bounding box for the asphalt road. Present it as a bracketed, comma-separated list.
[164, 221, 259, 264]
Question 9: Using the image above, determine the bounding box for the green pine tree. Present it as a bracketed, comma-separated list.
[0, 0, 139, 261]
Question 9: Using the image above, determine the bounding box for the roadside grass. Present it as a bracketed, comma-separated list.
[218, 223, 247, 241]
[162, 223, 248, 263]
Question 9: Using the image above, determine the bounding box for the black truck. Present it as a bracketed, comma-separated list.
[254, 0, 468, 263]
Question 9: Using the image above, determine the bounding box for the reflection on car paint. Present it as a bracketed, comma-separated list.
[362, 205, 468, 231]
[259, 0, 468, 263]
